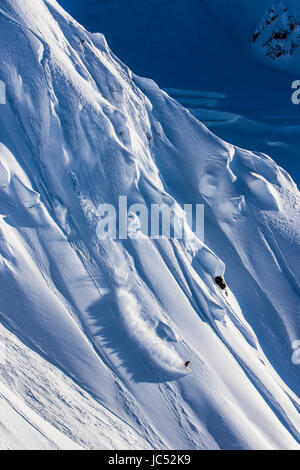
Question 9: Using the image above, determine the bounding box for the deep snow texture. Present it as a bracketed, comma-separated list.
[0, 0, 299, 450]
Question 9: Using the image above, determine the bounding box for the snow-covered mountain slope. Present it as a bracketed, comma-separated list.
[57, 0, 300, 77]
[0, 323, 150, 450]
[0, 0, 299, 450]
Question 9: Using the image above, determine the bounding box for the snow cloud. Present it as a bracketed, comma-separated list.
[116, 288, 184, 371]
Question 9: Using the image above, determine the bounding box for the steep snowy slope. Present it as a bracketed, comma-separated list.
[0, 0, 299, 449]
[0, 323, 150, 450]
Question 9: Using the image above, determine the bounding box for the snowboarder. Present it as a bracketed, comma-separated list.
[184, 361, 190, 368]
[215, 276, 228, 296]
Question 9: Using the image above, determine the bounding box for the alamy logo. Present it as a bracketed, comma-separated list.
[0, 80, 6, 105]
[96, 196, 204, 241]
[291, 80, 300, 105]
[291, 340, 300, 365]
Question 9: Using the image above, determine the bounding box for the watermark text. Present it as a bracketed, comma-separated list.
[291, 340, 300, 365]
[96, 197, 204, 241]
[291, 80, 300, 105]
[0, 80, 6, 105]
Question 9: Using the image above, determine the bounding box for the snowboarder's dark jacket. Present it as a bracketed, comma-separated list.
[215, 276, 227, 290]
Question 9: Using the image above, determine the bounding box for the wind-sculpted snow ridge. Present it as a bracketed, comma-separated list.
[0, 0, 299, 450]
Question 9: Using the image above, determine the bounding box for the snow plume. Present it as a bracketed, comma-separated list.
[116, 288, 184, 372]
